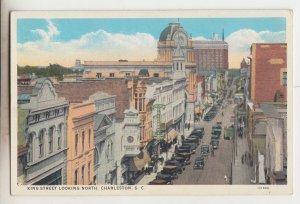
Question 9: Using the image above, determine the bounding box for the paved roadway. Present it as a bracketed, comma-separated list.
[173, 100, 236, 185]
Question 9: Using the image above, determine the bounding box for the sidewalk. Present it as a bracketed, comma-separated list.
[137, 126, 194, 185]
[231, 133, 253, 184]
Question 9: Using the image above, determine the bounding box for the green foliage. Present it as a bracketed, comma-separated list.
[17, 64, 83, 81]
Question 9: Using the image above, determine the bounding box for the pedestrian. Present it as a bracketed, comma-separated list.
[224, 175, 228, 184]
[241, 155, 244, 164]
[188, 123, 190, 130]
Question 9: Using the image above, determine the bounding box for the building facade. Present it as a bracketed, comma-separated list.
[18, 78, 69, 185]
[90, 92, 118, 185]
[156, 22, 194, 63]
[249, 43, 287, 105]
[66, 100, 95, 185]
[193, 33, 229, 71]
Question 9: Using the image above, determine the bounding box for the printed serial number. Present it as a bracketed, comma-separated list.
[257, 186, 270, 190]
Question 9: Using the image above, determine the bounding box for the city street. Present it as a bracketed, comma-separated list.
[173, 99, 235, 185]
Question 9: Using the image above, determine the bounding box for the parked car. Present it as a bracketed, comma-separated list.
[162, 166, 179, 176]
[176, 147, 193, 155]
[181, 143, 197, 153]
[211, 134, 220, 140]
[211, 139, 220, 149]
[185, 137, 200, 145]
[156, 172, 177, 181]
[194, 157, 205, 169]
[191, 128, 205, 138]
[148, 179, 171, 185]
[171, 155, 191, 165]
[201, 144, 210, 156]
[165, 160, 185, 171]
[175, 152, 192, 161]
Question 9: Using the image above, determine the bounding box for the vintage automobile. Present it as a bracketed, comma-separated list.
[176, 147, 193, 155]
[148, 179, 172, 185]
[165, 160, 185, 171]
[180, 143, 197, 153]
[156, 172, 177, 181]
[194, 157, 205, 169]
[200, 144, 210, 156]
[172, 156, 191, 165]
[163, 165, 182, 174]
[191, 128, 205, 138]
[211, 139, 220, 149]
[211, 134, 220, 140]
[185, 137, 200, 145]
[175, 152, 192, 161]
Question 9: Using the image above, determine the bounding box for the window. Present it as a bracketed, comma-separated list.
[35, 114, 40, 122]
[283, 72, 287, 86]
[153, 73, 159, 77]
[45, 111, 50, 119]
[82, 130, 85, 153]
[96, 73, 102, 79]
[125, 73, 130, 76]
[88, 162, 91, 183]
[88, 129, 91, 149]
[48, 127, 54, 153]
[94, 149, 99, 165]
[109, 73, 115, 78]
[74, 169, 78, 185]
[75, 133, 78, 156]
[27, 134, 33, 162]
[38, 130, 44, 157]
[58, 124, 62, 149]
[82, 166, 85, 185]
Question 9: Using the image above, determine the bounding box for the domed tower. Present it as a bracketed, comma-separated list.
[156, 22, 194, 63]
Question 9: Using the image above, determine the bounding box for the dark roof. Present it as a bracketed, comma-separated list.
[55, 78, 130, 119]
[159, 22, 181, 41]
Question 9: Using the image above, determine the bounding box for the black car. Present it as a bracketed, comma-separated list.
[185, 137, 200, 145]
[156, 172, 177, 181]
[171, 155, 191, 165]
[211, 134, 220, 140]
[165, 160, 185, 171]
[211, 139, 219, 149]
[176, 147, 193, 155]
[181, 143, 197, 153]
[194, 157, 205, 169]
[162, 166, 180, 175]
[200, 144, 210, 156]
[191, 128, 205, 138]
[148, 179, 171, 185]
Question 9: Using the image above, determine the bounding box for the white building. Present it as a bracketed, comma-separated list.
[90, 92, 118, 185]
[18, 78, 69, 185]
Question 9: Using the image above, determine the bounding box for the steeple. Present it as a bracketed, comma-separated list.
[222, 28, 224, 41]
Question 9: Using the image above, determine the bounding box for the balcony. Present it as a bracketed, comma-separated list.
[123, 145, 140, 156]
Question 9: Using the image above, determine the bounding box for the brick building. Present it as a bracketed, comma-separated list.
[193, 33, 228, 71]
[249, 43, 287, 105]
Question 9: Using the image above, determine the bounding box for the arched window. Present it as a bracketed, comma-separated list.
[82, 130, 85, 153]
[57, 124, 63, 149]
[48, 126, 55, 153]
[38, 130, 45, 157]
[177, 62, 179, 70]
[181, 63, 182, 70]
[27, 133, 34, 162]
[75, 133, 78, 156]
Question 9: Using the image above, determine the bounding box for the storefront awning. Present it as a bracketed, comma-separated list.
[164, 129, 178, 143]
[128, 149, 151, 172]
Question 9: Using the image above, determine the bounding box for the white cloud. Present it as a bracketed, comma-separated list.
[225, 29, 286, 67]
[193, 36, 209, 41]
[18, 21, 158, 66]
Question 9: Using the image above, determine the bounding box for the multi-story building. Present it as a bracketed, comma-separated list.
[17, 78, 69, 185]
[249, 43, 287, 105]
[66, 99, 95, 185]
[90, 92, 117, 185]
[193, 33, 229, 71]
[156, 22, 194, 63]
[115, 107, 142, 184]
[246, 43, 287, 184]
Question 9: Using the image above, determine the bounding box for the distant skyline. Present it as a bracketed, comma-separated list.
[17, 18, 286, 68]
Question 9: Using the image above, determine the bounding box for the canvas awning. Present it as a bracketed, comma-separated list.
[164, 129, 178, 143]
[128, 149, 151, 172]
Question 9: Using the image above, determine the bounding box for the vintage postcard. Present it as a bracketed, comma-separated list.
[10, 10, 293, 195]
